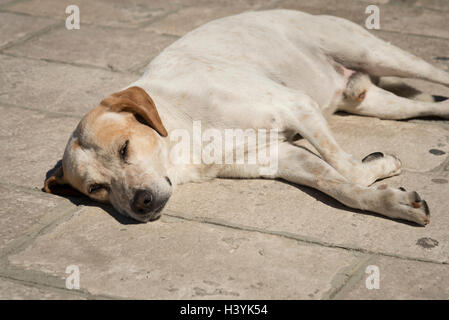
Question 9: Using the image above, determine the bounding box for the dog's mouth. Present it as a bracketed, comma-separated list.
[129, 198, 168, 223]
[149, 212, 162, 222]
[148, 202, 167, 221]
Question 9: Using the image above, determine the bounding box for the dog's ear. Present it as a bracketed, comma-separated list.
[102, 86, 168, 137]
[43, 162, 83, 197]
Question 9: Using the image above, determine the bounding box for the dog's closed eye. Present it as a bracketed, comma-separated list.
[88, 183, 108, 194]
[119, 140, 129, 161]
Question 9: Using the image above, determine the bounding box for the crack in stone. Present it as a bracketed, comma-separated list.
[165, 210, 449, 266]
[321, 254, 375, 300]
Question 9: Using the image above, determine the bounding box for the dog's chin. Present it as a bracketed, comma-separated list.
[147, 202, 167, 221]
[128, 204, 166, 223]
[149, 212, 162, 221]
[127, 212, 162, 223]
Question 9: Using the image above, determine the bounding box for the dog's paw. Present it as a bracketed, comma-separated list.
[362, 152, 384, 163]
[439, 99, 449, 119]
[378, 187, 430, 226]
[356, 152, 402, 186]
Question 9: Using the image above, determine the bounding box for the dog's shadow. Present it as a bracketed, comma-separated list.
[278, 179, 423, 227]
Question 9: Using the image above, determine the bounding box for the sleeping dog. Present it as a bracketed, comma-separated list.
[44, 10, 449, 225]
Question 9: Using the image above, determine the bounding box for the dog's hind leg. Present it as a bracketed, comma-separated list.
[338, 74, 449, 119]
[317, 16, 449, 87]
[377, 78, 448, 103]
[277, 143, 430, 226]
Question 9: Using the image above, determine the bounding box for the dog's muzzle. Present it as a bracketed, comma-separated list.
[130, 189, 169, 220]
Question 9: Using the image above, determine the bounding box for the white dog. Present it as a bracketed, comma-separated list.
[44, 10, 449, 225]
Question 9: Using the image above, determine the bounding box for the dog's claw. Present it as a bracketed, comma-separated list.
[422, 200, 430, 217]
[409, 193, 430, 225]
[362, 152, 384, 163]
[412, 191, 421, 202]
[399, 187, 406, 191]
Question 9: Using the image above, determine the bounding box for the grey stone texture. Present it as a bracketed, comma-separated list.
[0, 0, 448, 299]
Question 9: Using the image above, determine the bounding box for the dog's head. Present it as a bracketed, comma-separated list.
[44, 86, 172, 222]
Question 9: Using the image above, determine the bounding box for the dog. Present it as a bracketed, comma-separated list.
[44, 10, 449, 226]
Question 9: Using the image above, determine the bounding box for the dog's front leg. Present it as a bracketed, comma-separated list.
[276, 143, 430, 226]
[286, 98, 401, 186]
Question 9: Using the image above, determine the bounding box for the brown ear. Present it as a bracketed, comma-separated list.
[102, 86, 168, 137]
[43, 163, 83, 197]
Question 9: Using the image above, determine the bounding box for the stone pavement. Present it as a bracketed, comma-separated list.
[1, 0, 449, 300]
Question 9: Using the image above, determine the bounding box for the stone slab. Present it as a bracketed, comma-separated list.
[335, 256, 449, 299]
[0, 11, 55, 49]
[0, 0, 16, 6]
[0, 278, 84, 299]
[0, 54, 136, 115]
[0, 105, 80, 188]
[278, 0, 368, 25]
[166, 168, 449, 264]
[278, 0, 449, 39]
[414, 0, 449, 12]
[146, 1, 278, 36]
[377, 1, 449, 39]
[7, 207, 362, 299]
[4, 24, 178, 73]
[0, 184, 74, 253]
[4, 0, 184, 28]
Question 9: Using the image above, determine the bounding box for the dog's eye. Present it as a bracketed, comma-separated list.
[88, 184, 105, 194]
[119, 140, 129, 160]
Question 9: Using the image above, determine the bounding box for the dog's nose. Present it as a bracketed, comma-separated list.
[131, 189, 154, 214]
